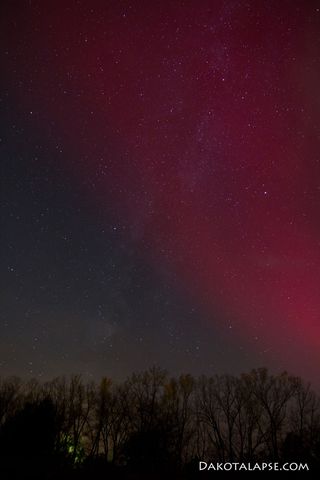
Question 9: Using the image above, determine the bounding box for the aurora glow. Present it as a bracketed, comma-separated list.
[1, 0, 320, 382]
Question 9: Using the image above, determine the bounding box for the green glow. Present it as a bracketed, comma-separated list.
[61, 434, 85, 464]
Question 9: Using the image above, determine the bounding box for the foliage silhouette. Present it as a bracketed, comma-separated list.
[0, 368, 319, 478]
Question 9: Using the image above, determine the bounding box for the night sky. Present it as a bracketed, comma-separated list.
[1, 0, 320, 383]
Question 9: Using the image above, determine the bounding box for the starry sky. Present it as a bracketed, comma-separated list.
[1, 0, 320, 383]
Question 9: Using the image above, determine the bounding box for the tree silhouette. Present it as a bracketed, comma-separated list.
[0, 397, 69, 479]
[0, 368, 319, 478]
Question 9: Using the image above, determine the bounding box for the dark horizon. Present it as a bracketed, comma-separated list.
[0, 367, 319, 478]
[2, 364, 320, 393]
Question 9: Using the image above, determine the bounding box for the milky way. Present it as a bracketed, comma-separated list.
[1, 1, 320, 382]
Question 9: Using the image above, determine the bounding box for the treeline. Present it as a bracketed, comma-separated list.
[0, 367, 319, 478]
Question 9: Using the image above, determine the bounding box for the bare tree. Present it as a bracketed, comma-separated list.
[0, 376, 22, 426]
[162, 374, 196, 467]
